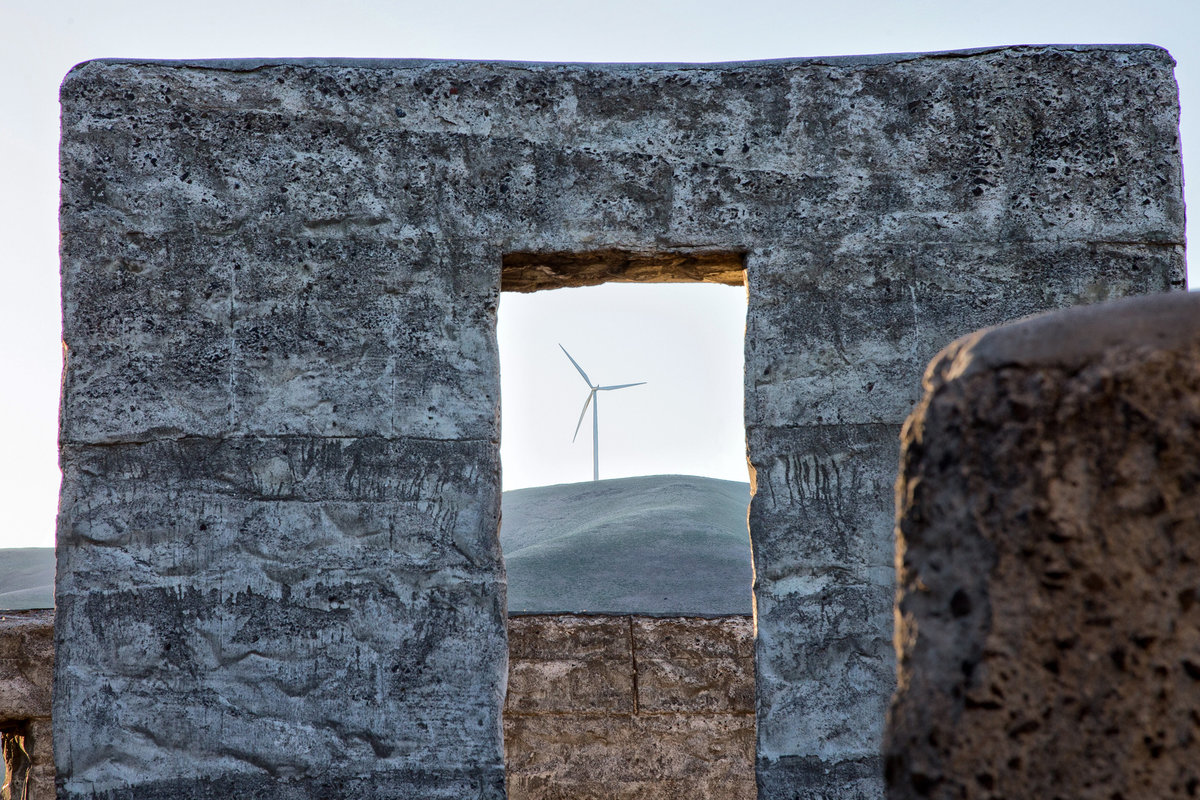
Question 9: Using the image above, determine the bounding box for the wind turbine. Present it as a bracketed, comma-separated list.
[560, 344, 646, 482]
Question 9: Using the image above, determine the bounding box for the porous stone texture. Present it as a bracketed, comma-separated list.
[504, 614, 755, 799]
[1, 610, 54, 800]
[58, 46, 1184, 799]
[887, 292, 1200, 800]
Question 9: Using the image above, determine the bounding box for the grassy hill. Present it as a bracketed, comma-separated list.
[0, 548, 54, 610]
[0, 475, 753, 616]
[502, 475, 752, 616]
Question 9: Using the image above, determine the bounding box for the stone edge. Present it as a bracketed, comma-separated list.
[61, 43, 1174, 82]
[935, 290, 1200, 385]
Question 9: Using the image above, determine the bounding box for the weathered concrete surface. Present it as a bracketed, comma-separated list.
[58, 45, 1184, 799]
[505, 614, 754, 799]
[1, 610, 53, 800]
[887, 292, 1200, 800]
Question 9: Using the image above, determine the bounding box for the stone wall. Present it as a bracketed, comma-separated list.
[505, 614, 754, 800]
[2, 611, 752, 799]
[58, 46, 1184, 799]
[1, 610, 53, 800]
[887, 292, 1200, 799]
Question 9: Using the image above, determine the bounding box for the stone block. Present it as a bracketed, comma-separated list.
[24, 718, 54, 800]
[55, 434, 505, 796]
[0, 611, 53, 722]
[0, 610, 54, 800]
[887, 292, 1200, 800]
[757, 630, 893, 762]
[757, 754, 883, 800]
[504, 615, 755, 798]
[59, 227, 499, 444]
[506, 615, 633, 714]
[56, 437, 502, 596]
[505, 713, 754, 800]
[748, 423, 899, 578]
[633, 616, 754, 713]
[745, 242, 1185, 429]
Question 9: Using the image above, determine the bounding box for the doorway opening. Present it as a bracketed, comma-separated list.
[497, 250, 756, 799]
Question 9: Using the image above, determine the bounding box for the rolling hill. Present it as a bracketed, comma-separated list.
[501, 474, 752, 616]
[0, 548, 55, 610]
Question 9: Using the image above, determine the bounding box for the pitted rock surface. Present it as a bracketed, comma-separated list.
[888, 292, 1200, 800]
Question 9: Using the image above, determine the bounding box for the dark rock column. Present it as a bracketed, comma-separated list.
[887, 293, 1200, 800]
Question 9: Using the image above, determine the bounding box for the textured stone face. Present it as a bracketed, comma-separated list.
[58, 46, 1184, 799]
[1, 610, 54, 800]
[887, 293, 1200, 800]
[504, 615, 755, 800]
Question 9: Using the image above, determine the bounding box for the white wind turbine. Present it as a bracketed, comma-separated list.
[560, 344, 646, 482]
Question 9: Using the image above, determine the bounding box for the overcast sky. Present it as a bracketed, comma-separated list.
[1, 0, 1196, 548]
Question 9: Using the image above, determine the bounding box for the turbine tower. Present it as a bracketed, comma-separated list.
[560, 344, 646, 482]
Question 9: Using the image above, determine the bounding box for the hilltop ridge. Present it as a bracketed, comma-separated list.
[502, 474, 752, 616]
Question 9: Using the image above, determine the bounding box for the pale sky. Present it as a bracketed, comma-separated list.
[1, 0, 1196, 547]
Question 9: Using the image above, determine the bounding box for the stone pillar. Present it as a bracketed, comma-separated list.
[57, 63, 505, 799]
[1, 610, 54, 800]
[887, 292, 1200, 799]
[738, 44, 1186, 794]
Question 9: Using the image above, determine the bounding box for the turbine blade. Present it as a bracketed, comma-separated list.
[559, 344, 592, 386]
[572, 391, 594, 442]
[597, 382, 647, 391]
